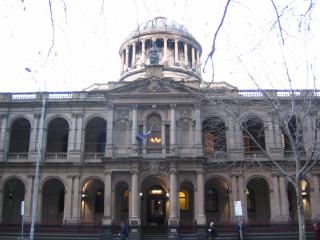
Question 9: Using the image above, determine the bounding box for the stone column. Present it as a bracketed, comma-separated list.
[184, 42, 188, 66]
[24, 175, 34, 219]
[191, 47, 195, 68]
[0, 174, 3, 221]
[238, 176, 247, 219]
[196, 170, 207, 240]
[161, 123, 166, 155]
[120, 51, 124, 73]
[265, 117, 273, 152]
[69, 112, 83, 161]
[131, 105, 138, 146]
[230, 175, 238, 219]
[196, 50, 200, 71]
[279, 176, 289, 217]
[170, 104, 177, 153]
[105, 105, 114, 157]
[101, 171, 112, 240]
[72, 175, 80, 219]
[64, 176, 73, 221]
[125, 47, 129, 71]
[68, 114, 77, 152]
[194, 104, 202, 156]
[132, 43, 136, 68]
[129, 168, 140, 240]
[196, 170, 206, 224]
[36, 190, 42, 221]
[310, 174, 320, 218]
[0, 114, 8, 161]
[163, 37, 168, 64]
[141, 39, 146, 65]
[29, 113, 40, 152]
[271, 175, 281, 218]
[174, 39, 179, 65]
[168, 166, 179, 239]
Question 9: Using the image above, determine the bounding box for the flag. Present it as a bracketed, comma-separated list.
[136, 124, 153, 142]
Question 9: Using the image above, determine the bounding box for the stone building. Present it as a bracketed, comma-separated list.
[0, 17, 319, 239]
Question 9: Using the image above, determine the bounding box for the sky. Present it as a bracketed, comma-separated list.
[0, 0, 319, 92]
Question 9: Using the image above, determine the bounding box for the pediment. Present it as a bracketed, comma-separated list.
[108, 77, 199, 95]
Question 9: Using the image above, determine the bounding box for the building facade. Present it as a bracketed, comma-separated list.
[0, 17, 319, 239]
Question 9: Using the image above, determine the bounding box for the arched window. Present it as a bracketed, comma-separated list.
[179, 190, 190, 211]
[242, 117, 265, 153]
[9, 118, 31, 153]
[85, 117, 106, 153]
[147, 114, 161, 146]
[205, 188, 218, 212]
[202, 117, 226, 155]
[282, 116, 304, 153]
[46, 117, 69, 152]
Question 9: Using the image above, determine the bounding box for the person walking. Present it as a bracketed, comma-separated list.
[237, 220, 245, 240]
[208, 221, 218, 239]
[120, 221, 128, 240]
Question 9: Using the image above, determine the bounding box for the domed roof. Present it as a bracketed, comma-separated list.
[129, 16, 194, 39]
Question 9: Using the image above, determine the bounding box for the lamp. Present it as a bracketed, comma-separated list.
[150, 137, 161, 143]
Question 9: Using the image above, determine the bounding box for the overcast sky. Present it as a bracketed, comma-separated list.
[0, 0, 319, 92]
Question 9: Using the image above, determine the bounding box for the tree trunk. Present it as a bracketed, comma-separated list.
[295, 183, 306, 240]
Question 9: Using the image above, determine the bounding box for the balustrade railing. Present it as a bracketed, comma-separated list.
[45, 152, 68, 159]
[7, 152, 29, 159]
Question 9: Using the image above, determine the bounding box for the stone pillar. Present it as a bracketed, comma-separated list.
[238, 176, 247, 219]
[125, 47, 129, 71]
[194, 104, 202, 156]
[101, 171, 112, 240]
[191, 47, 195, 68]
[174, 39, 179, 65]
[24, 175, 34, 219]
[168, 166, 179, 239]
[120, 51, 124, 73]
[72, 175, 80, 219]
[132, 43, 136, 68]
[29, 113, 40, 152]
[36, 190, 42, 221]
[196, 170, 207, 240]
[231, 174, 247, 219]
[129, 168, 140, 240]
[64, 176, 73, 221]
[0, 114, 8, 161]
[184, 42, 188, 66]
[170, 104, 177, 153]
[310, 174, 320, 218]
[69, 112, 83, 160]
[265, 117, 273, 152]
[196, 50, 200, 72]
[131, 105, 138, 147]
[141, 39, 146, 65]
[0, 174, 3, 221]
[279, 176, 289, 217]
[271, 175, 281, 218]
[163, 37, 168, 64]
[105, 105, 114, 158]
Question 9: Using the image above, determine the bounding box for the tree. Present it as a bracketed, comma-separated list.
[203, 1, 318, 239]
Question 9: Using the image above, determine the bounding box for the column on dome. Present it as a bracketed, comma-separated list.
[184, 42, 188, 67]
[174, 39, 179, 65]
[141, 39, 146, 65]
[191, 47, 195, 69]
[196, 50, 200, 72]
[121, 50, 125, 73]
[132, 43, 136, 69]
[125, 47, 129, 71]
[163, 37, 168, 64]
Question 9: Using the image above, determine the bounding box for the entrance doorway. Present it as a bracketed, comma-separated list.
[147, 186, 167, 226]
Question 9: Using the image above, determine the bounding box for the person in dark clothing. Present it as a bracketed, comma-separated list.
[208, 221, 217, 239]
[237, 220, 245, 240]
[120, 221, 128, 240]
